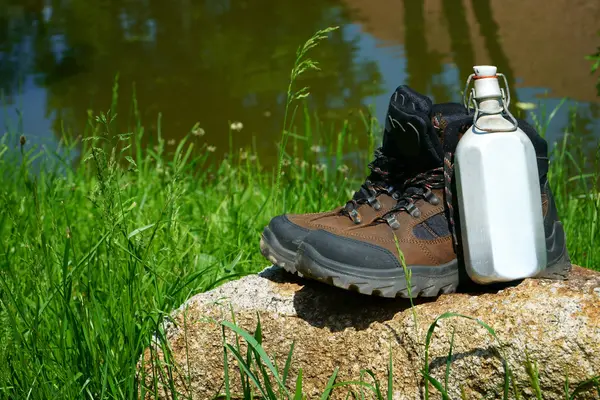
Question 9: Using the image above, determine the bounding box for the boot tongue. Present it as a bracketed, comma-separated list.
[432, 104, 472, 143]
[343, 87, 470, 221]
[382, 86, 468, 174]
[382, 85, 433, 160]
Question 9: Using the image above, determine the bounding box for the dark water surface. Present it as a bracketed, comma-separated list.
[1, 0, 599, 167]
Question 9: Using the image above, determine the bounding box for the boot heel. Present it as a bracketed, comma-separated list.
[536, 221, 572, 280]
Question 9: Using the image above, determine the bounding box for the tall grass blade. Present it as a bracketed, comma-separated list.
[221, 320, 289, 397]
[320, 367, 339, 400]
[423, 312, 511, 400]
[421, 372, 450, 400]
[387, 347, 393, 400]
[569, 375, 600, 399]
[225, 344, 267, 399]
[283, 341, 296, 385]
[294, 368, 304, 400]
[444, 327, 456, 392]
[221, 326, 232, 400]
[524, 351, 542, 400]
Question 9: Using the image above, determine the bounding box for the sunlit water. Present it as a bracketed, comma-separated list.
[1, 0, 599, 170]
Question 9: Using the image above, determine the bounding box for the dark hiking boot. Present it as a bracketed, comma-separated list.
[260, 86, 469, 274]
[526, 123, 572, 280]
[294, 116, 571, 297]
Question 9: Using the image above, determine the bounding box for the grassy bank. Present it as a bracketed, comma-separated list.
[0, 95, 599, 399]
[1, 33, 599, 400]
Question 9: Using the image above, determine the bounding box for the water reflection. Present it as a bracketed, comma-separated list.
[470, 0, 519, 103]
[0, 0, 383, 166]
[0, 0, 599, 169]
[348, 0, 599, 151]
[442, 0, 475, 89]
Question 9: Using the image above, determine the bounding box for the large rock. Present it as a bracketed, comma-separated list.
[140, 266, 600, 399]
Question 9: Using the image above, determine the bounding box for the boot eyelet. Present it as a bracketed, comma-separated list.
[405, 202, 421, 218]
[367, 196, 382, 211]
[384, 214, 401, 229]
[349, 209, 362, 224]
[423, 189, 440, 205]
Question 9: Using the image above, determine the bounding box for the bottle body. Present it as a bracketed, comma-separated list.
[455, 67, 546, 284]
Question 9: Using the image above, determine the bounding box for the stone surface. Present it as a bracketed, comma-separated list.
[140, 266, 600, 399]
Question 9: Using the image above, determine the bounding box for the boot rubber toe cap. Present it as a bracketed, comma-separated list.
[264, 215, 310, 253]
[299, 229, 402, 279]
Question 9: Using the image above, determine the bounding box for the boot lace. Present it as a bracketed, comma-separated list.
[376, 167, 445, 228]
[441, 118, 474, 251]
[378, 117, 473, 253]
[340, 147, 406, 224]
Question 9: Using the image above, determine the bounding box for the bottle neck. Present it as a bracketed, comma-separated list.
[468, 67, 519, 132]
[473, 76, 504, 114]
[477, 98, 504, 114]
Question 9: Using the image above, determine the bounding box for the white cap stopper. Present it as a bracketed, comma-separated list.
[472, 65, 501, 99]
[473, 65, 497, 77]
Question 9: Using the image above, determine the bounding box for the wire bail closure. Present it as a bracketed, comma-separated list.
[462, 72, 518, 133]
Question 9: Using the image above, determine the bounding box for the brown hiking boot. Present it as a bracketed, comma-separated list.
[260, 86, 469, 274]
[294, 116, 571, 298]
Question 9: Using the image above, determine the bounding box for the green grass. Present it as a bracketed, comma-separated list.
[0, 102, 365, 399]
[203, 310, 598, 399]
[0, 27, 599, 399]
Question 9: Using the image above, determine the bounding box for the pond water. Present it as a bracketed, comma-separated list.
[1, 0, 599, 169]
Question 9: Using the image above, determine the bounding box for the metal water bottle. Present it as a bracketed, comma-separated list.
[454, 65, 546, 284]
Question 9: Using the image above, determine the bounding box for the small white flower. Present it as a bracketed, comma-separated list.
[167, 139, 176, 146]
[337, 164, 349, 174]
[192, 127, 205, 136]
[310, 145, 323, 153]
[230, 121, 244, 131]
[207, 145, 217, 152]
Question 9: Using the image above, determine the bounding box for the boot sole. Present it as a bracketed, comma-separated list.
[536, 220, 572, 280]
[259, 226, 300, 275]
[295, 220, 572, 298]
[296, 242, 460, 298]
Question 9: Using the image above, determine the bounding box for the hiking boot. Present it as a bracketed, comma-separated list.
[260, 86, 469, 274]
[294, 116, 571, 298]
